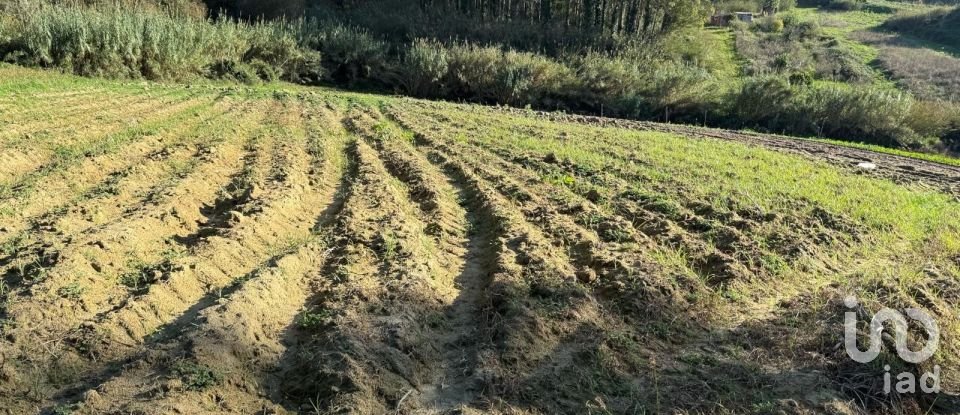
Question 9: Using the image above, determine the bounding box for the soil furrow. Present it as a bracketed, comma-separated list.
[0, 101, 262, 317]
[0, 88, 186, 149]
[391, 107, 689, 414]
[0, 104, 267, 344]
[0, 119, 268, 414]
[390, 109, 668, 292]
[0, 100, 231, 250]
[72, 101, 332, 360]
[0, 93, 209, 189]
[344, 110, 504, 412]
[67, 110, 294, 331]
[0, 91, 171, 146]
[0, 109, 231, 302]
[347, 111, 459, 238]
[408, 137, 606, 412]
[39, 99, 255, 238]
[272, 106, 598, 413]
[400, 151, 497, 413]
[417, 118, 756, 284]
[65, 107, 355, 414]
[406, 106, 855, 286]
[266, 133, 465, 412]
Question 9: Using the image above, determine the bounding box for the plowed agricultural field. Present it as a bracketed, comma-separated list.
[1, 66, 960, 414]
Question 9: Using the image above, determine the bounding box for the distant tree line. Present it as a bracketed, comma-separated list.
[210, 0, 706, 36]
[397, 0, 704, 37]
[200, 0, 708, 52]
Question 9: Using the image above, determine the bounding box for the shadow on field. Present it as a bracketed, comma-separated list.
[262, 274, 960, 414]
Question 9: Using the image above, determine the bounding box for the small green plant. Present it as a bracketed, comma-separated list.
[172, 361, 221, 391]
[120, 257, 177, 293]
[15, 258, 50, 283]
[119, 271, 147, 292]
[379, 232, 399, 261]
[57, 283, 84, 300]
[578, 211, 604, 230]
[371, 120, 391, 141]
[0, 234, 24, 257]
[601, 227, 634, 243]
[298, 308, 333, 330]
[545, 173, 576, 187]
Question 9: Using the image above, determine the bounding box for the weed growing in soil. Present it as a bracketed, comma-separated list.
[171, 361, 222, 391]
[57, 283, 84, 300]
[298, 308, 334, 330]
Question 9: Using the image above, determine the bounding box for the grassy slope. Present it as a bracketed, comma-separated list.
[701, 27, 745, 81]
[882, 5, 960, 56]
[721, 3, 960, 163]
[0, 65, 958, 413]
[791, 4, 902, 90]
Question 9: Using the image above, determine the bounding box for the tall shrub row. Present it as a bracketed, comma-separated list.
[0, 3, 319, 82]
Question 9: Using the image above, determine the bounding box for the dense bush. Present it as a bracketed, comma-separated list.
[573, 53, 646, 114]
[732, 76, 798, 130]
[757, 16, 785, 33]
[801, 85, 918, 147]
[0, 4, 319, 82]
[444, 44, 576, 106]
[730, 77, 931, 148]
[396, 39, 448, 98]
[296, 22, 387, 85]
[642, 63, 715, 123]
[906, 101, 960, 144]
[825, 0, 864, 10]
[782, 17, 821, 41]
